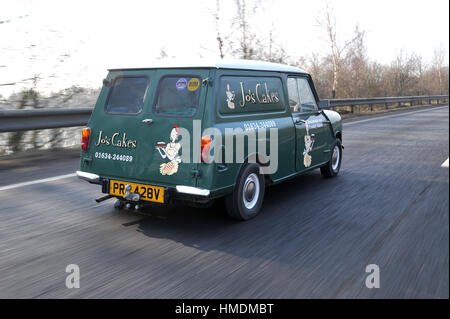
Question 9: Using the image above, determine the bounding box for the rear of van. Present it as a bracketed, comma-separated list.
[77, 67, 213, 205]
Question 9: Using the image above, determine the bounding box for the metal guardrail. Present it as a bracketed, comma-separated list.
[327, 95, 449, 110]
[0, 108, 93, 132]
[0, 95, 448, 133]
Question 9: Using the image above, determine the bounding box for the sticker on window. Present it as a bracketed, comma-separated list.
[176, 78, 187, 91]
[187, 78, 200, 91]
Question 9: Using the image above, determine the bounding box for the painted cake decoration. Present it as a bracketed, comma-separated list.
[303, 121, 315, 168]
[156, 124, 182, 175]
[225, 82, 235, 109]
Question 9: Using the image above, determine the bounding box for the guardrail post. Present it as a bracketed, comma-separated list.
[385, 102, 388, 109]
[369, 104, 373, 111]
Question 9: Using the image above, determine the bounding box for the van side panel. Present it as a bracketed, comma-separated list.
[195, 70, 296, 195]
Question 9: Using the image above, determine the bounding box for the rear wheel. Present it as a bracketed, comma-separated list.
[320, 139, 342, 177]
[225, 163, 265, 221]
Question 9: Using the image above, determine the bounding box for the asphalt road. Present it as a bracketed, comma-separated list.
[0, 105, 448, 298]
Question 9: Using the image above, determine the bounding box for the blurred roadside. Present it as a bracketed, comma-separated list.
[0, 147, 80, 186]
[0, 86, 99, 155]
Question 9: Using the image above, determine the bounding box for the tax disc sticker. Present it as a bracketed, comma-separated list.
[187, 78, 200, 91]
[176, 78, 187, 91]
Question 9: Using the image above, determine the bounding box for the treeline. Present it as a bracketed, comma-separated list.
[210, 0, 449, 99]
[303, 43, 449, 99]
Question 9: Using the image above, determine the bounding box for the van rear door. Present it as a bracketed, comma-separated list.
[83, 68, 210, 188]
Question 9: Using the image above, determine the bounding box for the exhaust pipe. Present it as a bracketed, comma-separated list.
[95, 194, 113, 203]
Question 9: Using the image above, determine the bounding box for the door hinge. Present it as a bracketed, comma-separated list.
[202, 77, 213, 86]
[83, 156, 92, 166]
[191, 168, 202, 178]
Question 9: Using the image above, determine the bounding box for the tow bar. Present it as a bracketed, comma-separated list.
[95, 194, 113, 203]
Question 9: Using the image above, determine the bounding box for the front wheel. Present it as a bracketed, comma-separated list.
[320, 139, 342, 178]
[225, 163, 265, 221]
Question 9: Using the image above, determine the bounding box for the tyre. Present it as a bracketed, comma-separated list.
[225, 163, 265, 221]
[320, 138, 342, 178]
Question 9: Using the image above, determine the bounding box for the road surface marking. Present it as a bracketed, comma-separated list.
[0, 106, 448, 191]
[345, 105, 449, 126]
[0, 173, 77, 191]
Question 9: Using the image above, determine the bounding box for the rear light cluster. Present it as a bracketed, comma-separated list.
[81, 127, 91, 151]
[201, 135, 212, 163]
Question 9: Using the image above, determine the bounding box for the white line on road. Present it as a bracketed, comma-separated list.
[0, 173, 77, 192]
[345, 105, 449, 126]
[0, 106, 448, 191]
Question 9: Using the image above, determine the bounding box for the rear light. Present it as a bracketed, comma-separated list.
[81, 127, 91, 151]
[201, 135, 212, 163]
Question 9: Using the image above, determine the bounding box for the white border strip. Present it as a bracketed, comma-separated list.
[0, 173, 77, 191]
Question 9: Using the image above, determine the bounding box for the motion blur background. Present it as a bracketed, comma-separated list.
[0, 0, 448, 299]
[0, 0, 449, 154]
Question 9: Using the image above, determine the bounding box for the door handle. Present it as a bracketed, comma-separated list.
[142, 119, 153, 125]
[295, 119, 306, 125]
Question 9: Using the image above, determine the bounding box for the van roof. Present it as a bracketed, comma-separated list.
[108, 59, 309, 75]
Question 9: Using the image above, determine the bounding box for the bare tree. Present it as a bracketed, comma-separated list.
[212, 0, 225, 59]
[433, 44, 447, 94]
[263, 23, 289, 63]
[341, 25, 368, 97]
[231, 0, 261, 60]
[157, 47, 169, 60]
[317, 3, 361, 98]
[208, 0, 290, 62]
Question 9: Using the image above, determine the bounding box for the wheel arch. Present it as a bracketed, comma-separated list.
[234, 152, 273, 186]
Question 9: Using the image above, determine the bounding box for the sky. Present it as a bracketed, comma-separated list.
[0, 0, 449, 98]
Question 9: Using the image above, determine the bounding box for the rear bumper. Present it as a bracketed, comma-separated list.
[76, 170, 212, 203]
[176, 185, 210, 196]
[76, 171, 100, 183]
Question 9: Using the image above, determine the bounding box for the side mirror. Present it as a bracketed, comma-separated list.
[318, 99, 330, 109]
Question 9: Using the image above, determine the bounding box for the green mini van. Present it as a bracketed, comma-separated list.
[77, 60, 343, 220]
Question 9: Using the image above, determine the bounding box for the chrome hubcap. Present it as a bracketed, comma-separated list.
[331, 145, 340, 171]
[243, 173, 260, 209]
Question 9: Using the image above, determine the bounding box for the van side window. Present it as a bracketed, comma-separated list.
[154, 76, 202, 117]
[287, 77, 301, 113]
[218, 76, 285, 115]
[297, 78, 317, 112]
[105, 76, 149, 114]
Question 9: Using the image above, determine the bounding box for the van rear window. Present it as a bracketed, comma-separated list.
[154, 76, 201, 117]
[105, 76, 149, 114]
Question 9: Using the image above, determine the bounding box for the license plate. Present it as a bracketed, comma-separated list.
[109, 180, 164, 203]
